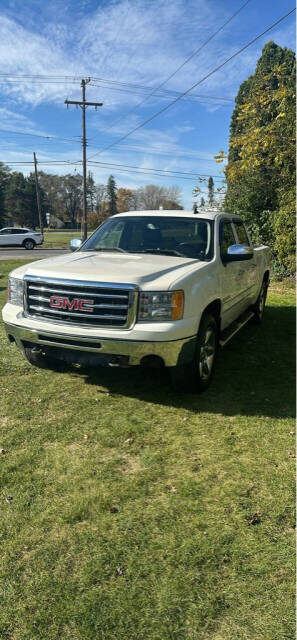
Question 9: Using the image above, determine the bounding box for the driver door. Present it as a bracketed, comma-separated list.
[0, 228, 13, 246]
[219, 219, 246, 329]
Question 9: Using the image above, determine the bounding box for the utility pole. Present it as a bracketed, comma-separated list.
[33, 152, 43, 234]
[65, 79, 103, 241]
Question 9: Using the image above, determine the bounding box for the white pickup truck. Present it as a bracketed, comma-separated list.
[3, 210, 270, 392]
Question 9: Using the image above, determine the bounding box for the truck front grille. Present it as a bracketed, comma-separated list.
[24, 277, 138, 329]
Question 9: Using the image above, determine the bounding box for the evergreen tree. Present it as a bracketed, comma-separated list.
[208, 176, 214, 205]
[192, 203, 198, 213]
[86, 171, 96, 212]
[200, 197, 205, 207]
[107, 175, 118, 216]
[0, 163, 10, 226]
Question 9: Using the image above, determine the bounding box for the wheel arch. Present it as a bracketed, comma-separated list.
[200, 299, 221, 331]
[263, 269, 270, 285]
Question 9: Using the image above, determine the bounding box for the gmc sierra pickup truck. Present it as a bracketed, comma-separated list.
[3, 209, 270, 392]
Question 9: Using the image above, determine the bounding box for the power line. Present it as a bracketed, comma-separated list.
[0, 128, 79, 143]
[87, 7, 296, 161]
[88, 160, 225, 179]
[0, 72, 234, 103]
[90, 76, 234, 101]
[88, 0, 252, 142]
[89, 80, 234, 104]
[2, 158, 223, 182]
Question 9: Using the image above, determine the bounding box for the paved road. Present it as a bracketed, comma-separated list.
[0, 248, 69, 260]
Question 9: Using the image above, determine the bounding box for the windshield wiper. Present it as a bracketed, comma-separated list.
[132, 248, 184, 257]
[85, 247, 127, 253]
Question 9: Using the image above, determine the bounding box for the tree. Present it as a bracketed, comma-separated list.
[4, 172, 46, 228]
[208, 176, 214, 206]
[107, 175, 117, 216]
[193, 203, 198, 213]
[200, 197, 205, 207]
[223, 40, 296, 272]
[86, 171, 96, 212]
[136, 185, 182, 210]
[117, 188, 133, 213]
[95, 184, 107, 215]
[0, 163, 11, 226]
[60, 174, 83, 226]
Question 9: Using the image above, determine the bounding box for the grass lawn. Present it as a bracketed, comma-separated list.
[0, 260, 295, 640]
[42, 232, 84, 249]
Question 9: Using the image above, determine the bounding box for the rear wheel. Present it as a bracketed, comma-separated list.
[170, 313, 218, 393]
[23, 238, 35, 250]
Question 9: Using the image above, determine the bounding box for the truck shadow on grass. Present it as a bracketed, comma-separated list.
[78, 305, 295, 418]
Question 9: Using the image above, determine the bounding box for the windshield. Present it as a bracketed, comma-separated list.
[82, 216, 213, 260]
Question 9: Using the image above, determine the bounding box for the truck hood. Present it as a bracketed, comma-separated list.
[11, 250, 206, 290]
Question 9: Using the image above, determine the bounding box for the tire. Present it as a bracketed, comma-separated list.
[23, 238, 35, 250]
[252, 279, 268, 324]
[170, 313, 218, 393]
[23, 347, 65, 371]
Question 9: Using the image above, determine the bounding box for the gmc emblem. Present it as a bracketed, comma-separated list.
[49, 295, 94, 312]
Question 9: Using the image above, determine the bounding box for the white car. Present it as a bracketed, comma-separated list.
[3, 210, 270, 392]
[0, 227, 43, 250]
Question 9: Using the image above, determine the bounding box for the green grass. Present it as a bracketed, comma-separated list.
[42, 232, 83, 249]
[0, 261, 295, 640]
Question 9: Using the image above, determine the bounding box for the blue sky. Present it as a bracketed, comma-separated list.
[0, 0, 295, 208]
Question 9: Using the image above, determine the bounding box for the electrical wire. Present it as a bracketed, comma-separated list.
[88, 0, 253, 142]
[87, 7, 296, 160]
[0, 128, 79, 143]
[2, 158, 224, 182]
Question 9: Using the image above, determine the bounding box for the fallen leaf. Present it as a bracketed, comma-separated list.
[289, 432, 295, 436]
[109, 506, 119, 513]
[288, 451, 296, 458]
[124, 438, 134, 445]
[0, 448, 6, 455]
[169, 486, 177, 493]
[5, 496, 13, 503]
[248, 511, 261, 525]
[116, 566, 123, 576]
[83, 434, 91, 440]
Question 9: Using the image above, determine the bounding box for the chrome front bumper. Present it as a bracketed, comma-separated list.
[4, 322, 196, 367]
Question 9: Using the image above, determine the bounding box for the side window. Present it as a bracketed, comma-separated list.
[233, 221, 250, 246]
[220, 220, 236, 258]
[11, 229, 24, 235]
[0, 228, 12, 235]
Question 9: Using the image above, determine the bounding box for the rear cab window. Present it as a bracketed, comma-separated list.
[233, 220, 250, 246]
[219, 219, 236, 260]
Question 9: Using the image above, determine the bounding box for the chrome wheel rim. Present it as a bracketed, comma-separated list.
[198, 327, 216, 381]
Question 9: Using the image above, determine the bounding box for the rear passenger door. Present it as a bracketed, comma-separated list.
[10, 229, 26, 246]
[233, 220, 258, 304]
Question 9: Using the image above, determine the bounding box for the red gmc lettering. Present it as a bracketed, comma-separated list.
[49, 296, 94, 312]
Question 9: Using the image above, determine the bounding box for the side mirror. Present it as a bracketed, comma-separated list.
[224, 244, 254, 262]
[69, 238, 82, 252]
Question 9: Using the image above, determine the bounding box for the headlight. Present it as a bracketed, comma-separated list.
[138, 291, 184, 322]
[7, 277, 24, 306]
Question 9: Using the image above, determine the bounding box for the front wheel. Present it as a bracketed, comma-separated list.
[23, 239, 35, 250]
[170, 313, 218, 393]
[23, 347, 65, 371]
[252, 279, 268, 324]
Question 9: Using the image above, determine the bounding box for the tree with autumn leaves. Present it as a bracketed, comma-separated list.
[218, 41, 296, 274]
